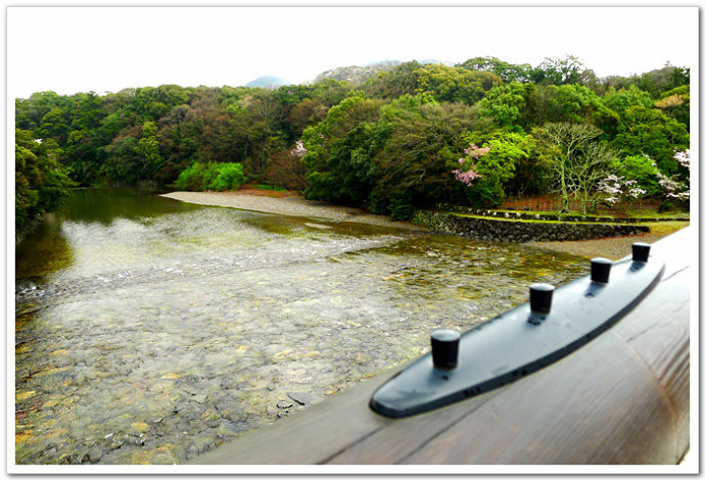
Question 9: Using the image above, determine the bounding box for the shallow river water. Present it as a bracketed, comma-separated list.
[14, 188, 589, 465]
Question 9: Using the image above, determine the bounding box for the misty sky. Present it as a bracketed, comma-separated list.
[6, 4, 699, 99]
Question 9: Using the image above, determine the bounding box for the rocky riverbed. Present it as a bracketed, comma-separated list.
[12, 189, 618, 465]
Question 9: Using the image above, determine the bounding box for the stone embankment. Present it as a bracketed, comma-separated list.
[435, 205, 689, 224]
[414, 210, 650, 243]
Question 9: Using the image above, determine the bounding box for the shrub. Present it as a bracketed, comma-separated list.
[208, 163, 246, 191]
[175, 162, 207, 191]
[468, 180, 505, 208]
[387, 194, 416, 220]
[175, 162, 246, 191]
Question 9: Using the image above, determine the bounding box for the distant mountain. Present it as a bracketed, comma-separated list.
[418, 59, 456, 67]
[312, 59, 455, 85]
[313, 62, 398, 85]
[245, 75, 289, 89]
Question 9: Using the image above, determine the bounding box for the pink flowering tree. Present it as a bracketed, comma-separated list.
[452, 144, 487, 187]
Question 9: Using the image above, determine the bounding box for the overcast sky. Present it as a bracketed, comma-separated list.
[6, 4, 699, 99]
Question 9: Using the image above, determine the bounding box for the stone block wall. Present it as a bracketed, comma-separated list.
[414, 211, 650, 243]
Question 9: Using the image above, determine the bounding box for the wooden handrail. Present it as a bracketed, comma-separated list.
[189, 227, 692, 465]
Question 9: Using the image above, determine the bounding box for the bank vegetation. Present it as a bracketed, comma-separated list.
[15, 55, 690, 230]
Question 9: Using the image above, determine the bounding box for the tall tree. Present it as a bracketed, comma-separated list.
[458, 56, 533, 83]
[533, 54, 588, 85]
[301, 94, 386, 204]
[135, 120, 165, 181]
[534, 123, 617, 213]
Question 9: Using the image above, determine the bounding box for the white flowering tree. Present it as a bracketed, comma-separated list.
[596, 175, 647, 212]
[655, 149, 690, 212]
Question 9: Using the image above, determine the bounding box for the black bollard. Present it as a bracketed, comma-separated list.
[530, 283, 555, 314]
[591, 257, 613, 284]
[431, 329, 460, 370]
[632, 242, 651, 262]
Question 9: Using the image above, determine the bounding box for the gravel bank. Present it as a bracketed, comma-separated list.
[528, 232, 682, 261]
[162, 191, 687, 261]
[161, 191, 423, 231]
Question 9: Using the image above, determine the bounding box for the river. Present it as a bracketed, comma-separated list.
[14, 188, 589, 465]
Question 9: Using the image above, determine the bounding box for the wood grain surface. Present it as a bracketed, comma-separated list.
[189, 227, 692, 465]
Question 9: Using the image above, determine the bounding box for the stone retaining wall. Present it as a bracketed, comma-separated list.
[434, 204, 689, 224]
[414, 210, 650, 243]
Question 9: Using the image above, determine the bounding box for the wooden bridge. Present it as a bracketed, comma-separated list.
[188, 227, 692, 468]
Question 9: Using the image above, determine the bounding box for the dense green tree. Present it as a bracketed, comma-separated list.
[103, 126, 142, 184]
[457, 56, 533, 83]
[208, 162, 247, 191]
[67, 91, 106, 130]
[15, 91, 66, 131]
[125, 85, 193, 124]
[602, 85, 653, 116]
[599, 65, 690, 99]
[501, 135, 547, 197]
[369, 100, 476, 218]
[654, 85, 690, 129]
[37, 107, 70, 143]
[633, 65, 690, 98]
[309, 78, 353, 107]
[301, 95, 386, 204]
[286, 98, 329, 139]
[532, 54, 588, 85]
[15, 129, 75, 231]
[414, 64, 501, 105]
[610, 106, 689, 175]
[362, 61, 423, 99]
[476, 82, 529, 131]
[523, 84, 616, 130]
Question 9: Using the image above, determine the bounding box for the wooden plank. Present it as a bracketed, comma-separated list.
[610, 227, 691, 458]
[399, 333, 678, 464]
[189, 227, 692, 465]
[326, 389, 503, 464]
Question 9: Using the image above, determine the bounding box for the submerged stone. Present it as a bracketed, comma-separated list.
[131, 422, 150, 434]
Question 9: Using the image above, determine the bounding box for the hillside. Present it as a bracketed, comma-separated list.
[312, 59, 454, 85]
[245, 75, 289, 89]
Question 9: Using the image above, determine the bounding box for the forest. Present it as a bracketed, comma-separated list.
[15, 55, 691, 229]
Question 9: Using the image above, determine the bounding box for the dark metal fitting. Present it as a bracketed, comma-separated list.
[632, 242, 651, 263]
[431, 329, 461, 370]
[530, 283, 555, 314]
[591, 257, 613, 284]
